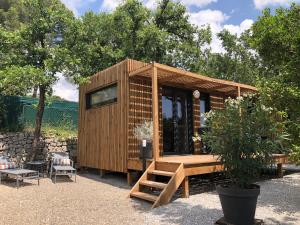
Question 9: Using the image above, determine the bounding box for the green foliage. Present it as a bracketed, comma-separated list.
[202, 30, 260, 85]
[63, 0, 211, 78]
[250, 4, 300, 83]
[249, 4, 300, 163]
[0, 0, 77, 93]
[202, 95, 289, 188]
[24, 122, 77, 139]
[0, 66, 44, 95]
[0, 0, 29, 30]
[289, 145, 300, 165]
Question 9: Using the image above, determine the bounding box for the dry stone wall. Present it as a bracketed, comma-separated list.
[0, 132, 77, 165]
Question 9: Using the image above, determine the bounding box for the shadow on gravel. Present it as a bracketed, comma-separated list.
[78, 169, 131, 190]
[174, 173, 229, 200]
[133, 200, 223, 225]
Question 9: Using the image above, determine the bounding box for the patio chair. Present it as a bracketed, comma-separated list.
[49, 152, 76, 183]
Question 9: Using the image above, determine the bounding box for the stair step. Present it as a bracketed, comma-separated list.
[140, 180, 167, 189]
[149, 170, 175, 177]
[130, 191, 158, 202]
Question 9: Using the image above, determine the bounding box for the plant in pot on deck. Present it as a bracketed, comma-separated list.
[202, 94, 288, 225]
[134, 120, 153, 161]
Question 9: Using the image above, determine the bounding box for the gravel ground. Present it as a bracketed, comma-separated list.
[0, 169, 299, 225]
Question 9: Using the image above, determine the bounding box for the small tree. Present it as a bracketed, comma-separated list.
[202, 94, 289, 188]
[133, 120, 153, 142]
[0, 0, 77, 160]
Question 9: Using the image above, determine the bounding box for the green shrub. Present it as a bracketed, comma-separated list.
[289, 145, 300, 165]
[202, 94, 289, 188]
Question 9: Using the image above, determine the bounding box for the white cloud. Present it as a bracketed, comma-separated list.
[189, 10, 254, 53]
[144, 0, 158, 9]
[189, 9, 229, 31]
[61, 0, 96, 16]
[181, 0, 217, 8]
[189, 9, 229, 53]
[253, 0, 300, 9]
[53, 74, 78, 102]
[101, 0, 122, 11]
[223, 19, 254, 36]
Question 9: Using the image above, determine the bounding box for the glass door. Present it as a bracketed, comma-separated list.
[162, 87, 193, 155]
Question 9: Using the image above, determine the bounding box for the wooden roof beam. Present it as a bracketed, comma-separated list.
[129, 64, 153, 77]
[159, 74, 182, 82]
[154, 62, 258, 92]
[186, 80, 212, 86]
[198, 83, 231, 90]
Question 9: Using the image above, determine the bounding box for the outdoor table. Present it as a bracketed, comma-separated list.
[26, 161, 47, 177]
[0, 169, 39, 188]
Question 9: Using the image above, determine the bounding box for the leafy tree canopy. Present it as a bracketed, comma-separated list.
[249, 3, 300, 146]
[63, 0, 212, 79]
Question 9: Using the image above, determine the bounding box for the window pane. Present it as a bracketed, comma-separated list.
[86, 84, 117, 109]
[200, 93, 210, 127]
[200, 100, 206, 127]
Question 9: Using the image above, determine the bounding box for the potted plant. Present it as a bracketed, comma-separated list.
[134, 120, 153, 159]
[202, 94, 288, 225]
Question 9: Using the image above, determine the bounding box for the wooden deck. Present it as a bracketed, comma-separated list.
[129, 153, 288, 207]
[128, 154, 287, 175]
[157, 155, 223, 177]
[158, 155, 220, 165]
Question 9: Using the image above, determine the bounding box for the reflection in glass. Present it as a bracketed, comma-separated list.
[162, 87, 193, 155]
[162, 96, 174, 153]
[86, 84, 117, 109]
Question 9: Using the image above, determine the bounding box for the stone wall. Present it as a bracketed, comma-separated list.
[0, 132, 77, 165]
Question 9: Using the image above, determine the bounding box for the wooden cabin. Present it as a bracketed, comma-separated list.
[78, 59, 286, 207]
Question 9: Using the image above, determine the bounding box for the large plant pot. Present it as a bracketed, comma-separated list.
[216, 184, 260, 225]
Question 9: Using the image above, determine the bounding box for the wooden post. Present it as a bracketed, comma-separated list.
[277, 163, 283, 178]
[237, 86, 241, 97]
[181, 177, 189, 198]
[152, 65, 159, 160]
[127, 171, 133, 186]
[237, 86, 242, 115]
[99, 169, 106, 178]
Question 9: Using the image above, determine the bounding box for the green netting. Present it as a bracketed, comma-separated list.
[0, 95, 78, 131]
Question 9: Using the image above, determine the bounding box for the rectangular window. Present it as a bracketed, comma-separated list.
[86, 83, 117, 109]
[200, 93, 210, 127]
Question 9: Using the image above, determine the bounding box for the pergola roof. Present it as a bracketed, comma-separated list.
[129, 62, 257, 96]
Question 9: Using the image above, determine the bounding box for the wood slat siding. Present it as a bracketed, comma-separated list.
[128, 77, 163, 160]
[210, 94, 225, 110]
[78, 59, 148, 173]
[193, 97, 201, 154]
[128, 77, 152, 159]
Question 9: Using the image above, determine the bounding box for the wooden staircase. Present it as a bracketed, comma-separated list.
[129, 161, 185, 208]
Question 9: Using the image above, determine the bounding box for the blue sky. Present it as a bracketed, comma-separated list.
[55, 0, 299, 101]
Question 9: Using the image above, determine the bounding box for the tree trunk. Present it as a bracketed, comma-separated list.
[30, 85, 46, 161]
[32, 86, 38, 98]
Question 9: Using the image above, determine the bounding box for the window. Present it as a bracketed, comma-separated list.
[200, 93, 210, 127]
[86, 83, 117, 109]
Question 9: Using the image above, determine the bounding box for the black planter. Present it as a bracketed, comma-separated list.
[139, 141, 152, 159]
[216, 184, 260, 225]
